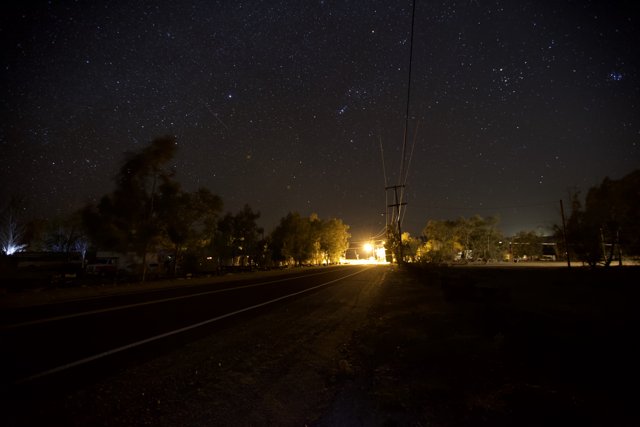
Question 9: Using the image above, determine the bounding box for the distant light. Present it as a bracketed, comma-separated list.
[3, 243, 26, 255]
[363, 243, 373, 253]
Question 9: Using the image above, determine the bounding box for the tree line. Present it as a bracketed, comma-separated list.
[394, 170, 640, 266]
[2, 136, 638, 272]
[1, 136, 350, 280]
[402, 218, 555, 264]
[414, 215, 504, 263]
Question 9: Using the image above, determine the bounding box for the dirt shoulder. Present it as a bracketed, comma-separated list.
[320, 264, 640, 426]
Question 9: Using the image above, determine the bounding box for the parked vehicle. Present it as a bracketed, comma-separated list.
[85, 258, 118, 276]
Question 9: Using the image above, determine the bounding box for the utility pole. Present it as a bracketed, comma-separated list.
[386, 184, 407, 263]
[559, 199, 571, 268]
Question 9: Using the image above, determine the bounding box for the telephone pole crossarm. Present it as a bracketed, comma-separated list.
[385, 184, 408, 263]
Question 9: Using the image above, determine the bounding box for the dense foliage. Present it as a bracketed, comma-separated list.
[418, 215, 503, 263]
[212, 204, 264, 268]
[270, 212, 350, 266]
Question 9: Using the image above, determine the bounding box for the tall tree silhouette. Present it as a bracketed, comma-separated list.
[213, 205, 263, 268]
[158, 184, 222, 275]
[82, 136, 177, 281]
[564, 170, 640, 266]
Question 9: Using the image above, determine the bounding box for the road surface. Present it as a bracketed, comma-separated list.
[2, 264, 386, 425]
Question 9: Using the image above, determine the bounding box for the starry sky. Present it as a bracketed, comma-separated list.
[1, 0, 639, 240]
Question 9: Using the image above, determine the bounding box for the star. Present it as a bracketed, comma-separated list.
[608, 71, 623, 82]
[0, 0, 637, 240]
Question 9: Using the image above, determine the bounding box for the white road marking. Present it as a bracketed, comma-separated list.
[17, 267, 371, 384]
[3, 268, 360, 330]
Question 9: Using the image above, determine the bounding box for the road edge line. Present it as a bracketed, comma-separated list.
[16, 267, 371, 384]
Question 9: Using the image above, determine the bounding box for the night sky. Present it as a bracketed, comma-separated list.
[2, 0, 639, 240]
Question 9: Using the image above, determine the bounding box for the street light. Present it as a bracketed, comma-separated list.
[363, 242, 373, 254]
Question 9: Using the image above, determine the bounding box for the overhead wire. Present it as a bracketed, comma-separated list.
[410, 199, 558, 212]
[399, 121, 420, 226]
[397, 0, 417, 224]
[378, 132, 390, 229]
[395, 2, 481, 230]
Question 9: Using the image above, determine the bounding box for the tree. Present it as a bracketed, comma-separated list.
[420, 215, 503, 263]
[82, 136, 178, 281]
[421, 219, 461, 263]
[213, 204, 263, 268]
[157, 184, 223, 275]
[231, 205, 264, 267]
[269, 213, 351, 266]
[270, 212, 315, 266]
[466, 215, 503, 261]
[385, 224, 401, 263]
[401, 232, 421, 263]
[42, 214, 87, 251]
[562, 170, 640, 267]
[510, 231, 544, 261]
[562, 191, 601, 267]
[22, 218, 49, 252]
[309, 213, 323, 265]
[319, 218, 350, 264]
[586, 171, 640, 261]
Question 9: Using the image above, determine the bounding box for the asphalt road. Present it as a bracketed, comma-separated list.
[0, 265, 372, 389]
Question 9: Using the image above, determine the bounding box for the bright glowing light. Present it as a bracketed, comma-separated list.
[3, 243, 26, 255]
[363, 243, 373, 253]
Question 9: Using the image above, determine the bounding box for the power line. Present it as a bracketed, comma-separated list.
[400, 122, 420, 226]
[378, 133, 389, 229]
[399, 0, 417, 191]
[410, 199, 558, 212]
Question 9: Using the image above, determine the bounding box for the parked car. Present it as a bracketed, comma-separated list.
[85, 258, 118, 276]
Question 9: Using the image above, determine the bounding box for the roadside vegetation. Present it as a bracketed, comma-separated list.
[1, 136, 638, 287]
[0, 136, 350, 285]
[395, 170, 640, 267]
